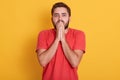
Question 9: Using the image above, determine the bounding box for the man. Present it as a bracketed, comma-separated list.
[36, 2, 86, 80]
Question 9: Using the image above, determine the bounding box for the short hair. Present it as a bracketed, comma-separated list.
[51, 2, 71, 16]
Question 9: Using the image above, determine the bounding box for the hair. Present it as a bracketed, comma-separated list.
[51, 2, 71, 16]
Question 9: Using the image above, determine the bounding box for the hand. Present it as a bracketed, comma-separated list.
[56, 21, 65, 42]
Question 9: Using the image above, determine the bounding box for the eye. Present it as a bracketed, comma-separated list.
[62, 13, 67, 17]
[53, 13, 59, 17]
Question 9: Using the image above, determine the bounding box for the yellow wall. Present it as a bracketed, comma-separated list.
[0, 0, 120, 80]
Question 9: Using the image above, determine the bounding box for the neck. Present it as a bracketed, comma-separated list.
[65, 28, 69, 34]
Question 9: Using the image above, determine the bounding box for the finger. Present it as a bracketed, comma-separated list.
[60, 27, 62, 39]
[56, 21, 62, 29]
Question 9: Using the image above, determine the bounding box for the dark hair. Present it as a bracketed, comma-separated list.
[51, 2, 71, 16]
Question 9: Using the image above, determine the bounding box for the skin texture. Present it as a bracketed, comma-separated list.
[36, 7, 84, 67]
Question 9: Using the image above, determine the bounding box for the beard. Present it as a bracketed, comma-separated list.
[52, 19, 69, 30]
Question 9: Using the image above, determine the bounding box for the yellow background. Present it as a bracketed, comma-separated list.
[0, 0, 120, 80]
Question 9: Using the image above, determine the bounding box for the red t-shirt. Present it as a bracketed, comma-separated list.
[36, 28, 86, 80]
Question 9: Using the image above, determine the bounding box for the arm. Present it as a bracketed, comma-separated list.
[59, 21, 85, 68]
[36, 29, 61, 67]
[61, 39, 84, 68]
[36, 38, 59, 67]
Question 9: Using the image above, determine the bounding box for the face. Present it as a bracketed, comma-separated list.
[52, 7, 70, 29]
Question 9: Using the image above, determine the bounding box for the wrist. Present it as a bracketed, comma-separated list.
[61, 38, 66, 43]
[55, 38, 60, 43]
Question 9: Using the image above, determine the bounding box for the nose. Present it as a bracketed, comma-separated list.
[58, 15, 62, 20]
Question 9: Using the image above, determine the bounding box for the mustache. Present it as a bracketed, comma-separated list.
[56, 20, 64, 24]
[52, 19, 69, 29]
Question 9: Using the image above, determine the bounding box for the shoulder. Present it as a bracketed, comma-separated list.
[38, 29, 55, 36]
[39, 29, 54, 34]
[69, 28, 85, 35]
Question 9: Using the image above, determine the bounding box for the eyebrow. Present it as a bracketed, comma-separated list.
[54, 13, 67, 15]
[62, 13, 67, 15]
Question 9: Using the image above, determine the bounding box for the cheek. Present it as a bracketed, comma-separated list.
[52, 18, 58, 24]
[64, 18, 69, 24]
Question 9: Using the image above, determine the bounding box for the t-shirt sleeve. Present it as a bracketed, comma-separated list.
[73, 31, 86, 53]
[36, 31, 48, 51]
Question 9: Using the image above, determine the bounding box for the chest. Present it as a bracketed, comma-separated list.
[46, 33, 75, 50]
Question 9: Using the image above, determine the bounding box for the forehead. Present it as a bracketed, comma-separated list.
[53, 7, 68, 14]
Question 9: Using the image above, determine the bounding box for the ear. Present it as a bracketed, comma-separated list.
[69, 16, 71, 21]
[69, 17, 71, 22]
